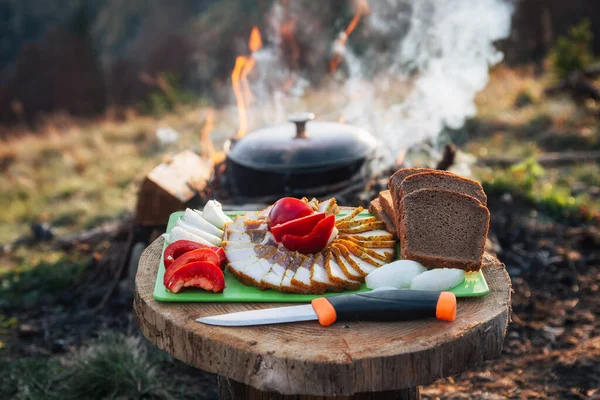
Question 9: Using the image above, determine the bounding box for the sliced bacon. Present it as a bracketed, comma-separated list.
[331, 245, 364, 281]
[324, 250, 361, 290]
[310, 252, 343, 292]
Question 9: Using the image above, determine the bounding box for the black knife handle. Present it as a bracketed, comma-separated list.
[311, 289, 456, 326]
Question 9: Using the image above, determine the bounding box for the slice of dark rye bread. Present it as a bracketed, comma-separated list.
[379, 190, 395, 222]
[388, 168, 436, 233]
[399, 188, 490, 272]
[368, 198, 398, 239]
[400, 171, 488, 206]
[388, 167, 436, 192]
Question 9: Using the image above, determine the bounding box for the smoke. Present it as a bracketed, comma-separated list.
[346, 0, 514, 164]
[243, 0, 514, 166]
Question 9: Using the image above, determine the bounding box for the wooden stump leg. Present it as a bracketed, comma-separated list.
[218, 377, 420, 400]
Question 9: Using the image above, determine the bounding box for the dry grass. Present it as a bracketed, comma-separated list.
[460, 65, 600, 220]
[0, 106, 231, 244]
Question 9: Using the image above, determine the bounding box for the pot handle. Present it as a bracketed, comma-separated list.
[288, 112, 315, 139]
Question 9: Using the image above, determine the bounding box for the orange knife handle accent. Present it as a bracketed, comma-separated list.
[436, 291, 457, 322]
[311, 298, 337, 326]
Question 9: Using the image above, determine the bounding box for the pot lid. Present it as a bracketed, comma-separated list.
[227, 112, 378, 171]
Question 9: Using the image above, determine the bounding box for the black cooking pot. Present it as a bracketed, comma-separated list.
[226, 112, 378, 198]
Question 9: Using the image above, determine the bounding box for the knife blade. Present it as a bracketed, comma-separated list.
[196, 289, 456, 327]
[197, 304, 317, 326]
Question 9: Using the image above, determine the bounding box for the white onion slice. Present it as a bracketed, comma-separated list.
[182, 208, 224, 238]
[175, 219, 222, 246]
[203, 200, 233, 229]
[365, 260, 427, 289]
[166, 226, 213, 246]
[410, 268, 465, 291]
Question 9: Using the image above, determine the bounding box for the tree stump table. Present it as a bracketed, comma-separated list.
[134, 238, 511, 399]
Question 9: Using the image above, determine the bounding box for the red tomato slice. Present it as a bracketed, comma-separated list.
[270, 212, 326, 242]
[281, 215, 335, 254]
[163, 240, 213, 268]
[165, 261, 225, 294]
[164, 248, 220, 286]
[267, 197, 314, 229]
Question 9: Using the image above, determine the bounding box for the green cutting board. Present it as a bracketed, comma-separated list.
[153, 211, 490, 302]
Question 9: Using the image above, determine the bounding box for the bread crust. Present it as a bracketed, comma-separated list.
[388, 167, 436, 191]
[399, 170, 488, 206]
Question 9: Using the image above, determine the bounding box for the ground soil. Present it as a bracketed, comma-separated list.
[3, 190, 599, 399]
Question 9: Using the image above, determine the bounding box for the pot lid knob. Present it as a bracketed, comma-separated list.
[288, 112, 315, 139]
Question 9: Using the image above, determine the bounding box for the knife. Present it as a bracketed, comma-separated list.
[196, 288, 456, 327]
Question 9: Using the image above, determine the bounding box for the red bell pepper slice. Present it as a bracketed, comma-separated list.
[267, 197, 314, 229]
[214, 247, 227, 269]
[270, 212, 326, 242]
[164, 248, 221, 286]
[164, 240, 209, 268]
[165, 261, 225, 294]
[281, 215, 336, 254]
[163, 240, 226, 269]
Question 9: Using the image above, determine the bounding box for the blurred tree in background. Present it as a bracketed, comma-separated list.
[1, 0, 600, 125]
[552, 19, 594, 78]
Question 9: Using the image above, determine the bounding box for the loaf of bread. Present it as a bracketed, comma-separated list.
[400, 171, 487, 206]
[398, 189, 490, 271]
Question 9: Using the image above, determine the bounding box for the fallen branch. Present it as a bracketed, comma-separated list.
[582, 65, 600, 79]
[53, 218, 133, 250]
[435, 144, 457, 171]
[545, 71, 600, 101]
[478, 150, 600, 167]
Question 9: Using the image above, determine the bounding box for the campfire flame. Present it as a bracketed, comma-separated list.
[329, 0, 370, 74]
[232, 26, 263, 139]
[395, 149, 407, 167]
[240, 58, 256, 105]
[200, 108, 221, 162]
[249, 26, 263, 52]
[232, 57, 250, 138]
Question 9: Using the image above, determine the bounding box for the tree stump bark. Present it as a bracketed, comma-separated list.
[218, 377, 420, 400]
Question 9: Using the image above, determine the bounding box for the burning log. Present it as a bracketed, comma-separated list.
[281, 18, 300, 68]
[329, 0, 370, 74]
